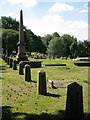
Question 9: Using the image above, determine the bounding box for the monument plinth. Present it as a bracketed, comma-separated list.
[16, 10, 28, 62]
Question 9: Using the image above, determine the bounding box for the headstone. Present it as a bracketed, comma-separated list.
[25, 64, 31, 82]
[3, 54, 5, 61]
[65, 82, 84, 120]
[19, 61, 24, 75]
[7, 57, 9, 65]
[16, 10, 28, 62]
[37, 70, 47, 95]
[13, 60, 17, 70]
[9, 58, 13, 68]
[5, 56, 7, 62]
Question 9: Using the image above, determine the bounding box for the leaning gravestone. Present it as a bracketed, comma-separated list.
[65, 82, 84, 120]
[13, 60, 17, 70]
[9, 58, 13, 68]
[25, 64, 31, 82]
[19, 61, 24, 75]
[37, 70, 47, 95]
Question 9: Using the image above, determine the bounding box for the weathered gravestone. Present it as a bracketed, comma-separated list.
[7, 57, 9, 65]
[65, 82, 84, 120]
[5, 56, 7, 62]
[25, 64, 31, 82]
[37, 70, 47, 95]
[3, 54, 5, 61]
[19, 61, 24, 75]
[9, 58, 13, 68]
[13, 60, 17, 70]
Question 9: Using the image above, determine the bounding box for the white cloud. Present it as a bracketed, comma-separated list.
[84, 3, 88, 9]
[49, 3, 74, 12]
[7, 0, 37, 7]
[25, 14, 87, 41]
[79, 10, 88, 13]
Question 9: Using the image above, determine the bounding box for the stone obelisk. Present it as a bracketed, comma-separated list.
[16, 10, 28, 62]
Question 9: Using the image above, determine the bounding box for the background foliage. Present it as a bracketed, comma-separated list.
[1, 16, 90, 57]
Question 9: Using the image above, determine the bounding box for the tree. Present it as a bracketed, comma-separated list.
[60, 34, 77, 57]
[70, 42, 78, 58]
[1, 17, 19, 31]
[52, 32, 60, 38]
[41, 34, 52, 47]
[47, 37, 64, 57]
[1, 16, 46, 54]
[2, 29, 19, 55]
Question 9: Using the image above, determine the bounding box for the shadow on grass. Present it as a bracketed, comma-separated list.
[45, 93, 61, 97]
[2, 106, 65, 120]
[0, 66, 6, 70]
[2, 106, 90, 120]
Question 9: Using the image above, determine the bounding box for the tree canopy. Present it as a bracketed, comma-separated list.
[1, 16, 90, 58]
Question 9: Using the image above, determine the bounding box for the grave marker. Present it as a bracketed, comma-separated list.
[19, 61, 24, 75]
[65, 82, 84, 120]
[13, 60, 17, 70]
[37, 70, 47, 95]
[25, 64, 31, 82]
[9, 58, 13, 68]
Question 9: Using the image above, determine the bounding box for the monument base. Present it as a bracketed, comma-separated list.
[16, 53, 28, 63]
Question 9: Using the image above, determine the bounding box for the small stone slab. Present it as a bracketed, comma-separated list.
[47, 80, 55, 88]
[74, 62, 90, 66]
[20, 61, 42, 68]
[44, 63, 66, 66]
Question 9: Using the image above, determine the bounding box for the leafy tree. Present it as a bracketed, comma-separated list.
[77, 42, 88, 57]
[70, 41, 90, 58]
[1, 16, 46, 54]
[2, 29, 19, 55]
[83, 40, 90, 56]
[60, 34, 77, 57]
[70, 42, 78, 58]
[52, 32, 60, 38]
[47, 37, 64, 57]
[42, 34, 52, 47]
[1, 17, 19, 31]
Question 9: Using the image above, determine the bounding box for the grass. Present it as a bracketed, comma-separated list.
[1, 58, 89, 119]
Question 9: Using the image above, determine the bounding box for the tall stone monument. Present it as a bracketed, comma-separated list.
[16, 10, 28, 62]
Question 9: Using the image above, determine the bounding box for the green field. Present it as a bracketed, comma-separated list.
[1, 58, 89, 119]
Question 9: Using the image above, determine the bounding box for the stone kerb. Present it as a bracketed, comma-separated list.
[19, 61, 24, 75]
[13, 60, 17, 70]
[65, 82, 84, 120]
[37, 70, 47, 95]
[25, 64, 31, 82]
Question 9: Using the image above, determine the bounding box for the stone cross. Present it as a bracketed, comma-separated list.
[37, 70, 47, 95]
[65, 82, 84, 120]
[16, 10, 28, 62]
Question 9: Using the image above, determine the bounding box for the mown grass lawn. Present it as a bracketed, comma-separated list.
[1, 58, 89, 119]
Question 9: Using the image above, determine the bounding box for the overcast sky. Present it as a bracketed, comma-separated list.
[0, 0, 89, 41]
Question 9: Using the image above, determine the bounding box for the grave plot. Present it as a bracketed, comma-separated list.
[43, 63, 66, 66]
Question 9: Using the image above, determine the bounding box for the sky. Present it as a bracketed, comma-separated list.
[0, 0, 89, 41]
